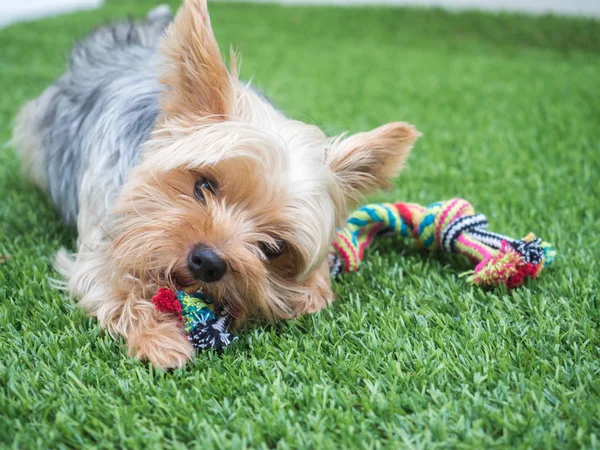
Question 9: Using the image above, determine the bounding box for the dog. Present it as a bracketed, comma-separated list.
[12, 0, 420, 368]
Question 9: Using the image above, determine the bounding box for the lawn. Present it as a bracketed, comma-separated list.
[1, 1, 599, 448]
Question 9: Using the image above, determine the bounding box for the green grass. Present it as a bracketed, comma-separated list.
[1, 1, 600, 448]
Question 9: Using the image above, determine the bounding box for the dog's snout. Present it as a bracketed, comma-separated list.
[188, 244, 227, 283]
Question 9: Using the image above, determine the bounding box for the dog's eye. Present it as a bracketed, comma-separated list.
[259, 240, 286, 260]
[194, 177, 218, 202]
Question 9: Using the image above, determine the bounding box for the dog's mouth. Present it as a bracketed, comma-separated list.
[172, 273, 216, 298]
[171, 273, 230, 314]
[174, 275, 197, 289]
[169, 268, 197, 289]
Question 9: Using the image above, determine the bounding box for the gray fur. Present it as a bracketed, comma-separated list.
[29, 7, 172, 226]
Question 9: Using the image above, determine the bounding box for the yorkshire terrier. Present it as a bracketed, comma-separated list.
[13, 0, 419, 368]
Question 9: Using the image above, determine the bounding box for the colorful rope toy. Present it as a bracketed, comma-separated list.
[153, 197, 555, 351]
[152, 288, 235, 351]
[330, 198, 555, 287]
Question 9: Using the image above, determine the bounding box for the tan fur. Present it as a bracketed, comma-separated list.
[327, 122, 422, 200]
[158, 0, 234, 122]
[25, 0, 420, 369]
[55, 245, 193, 368]
[296, 261, 335, 315]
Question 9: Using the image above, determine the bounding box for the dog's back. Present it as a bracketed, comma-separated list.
[12, 6, 172, 228]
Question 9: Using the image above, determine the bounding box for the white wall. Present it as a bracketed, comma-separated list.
[1, 0, 598, 29]
[274, 0, 600, 17]
[0, 0, 103, 28]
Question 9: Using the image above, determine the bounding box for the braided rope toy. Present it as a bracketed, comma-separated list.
[330, 198, 555, 286]
[153, 198, 555, 351]
[152, 288, 235, 351]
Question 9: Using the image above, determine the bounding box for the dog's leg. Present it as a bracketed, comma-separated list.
[120, 291, 194, 370]
[296, 261, 335, 315]
[57, 247, 193, 369]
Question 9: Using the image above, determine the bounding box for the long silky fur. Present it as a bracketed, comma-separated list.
[12, 0, 419, 369]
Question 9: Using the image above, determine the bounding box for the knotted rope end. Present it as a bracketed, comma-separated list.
[465, 235, 554, 289]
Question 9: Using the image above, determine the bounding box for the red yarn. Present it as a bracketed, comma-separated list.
[152, 287, 182, 316]
[506, 262, 540, 289]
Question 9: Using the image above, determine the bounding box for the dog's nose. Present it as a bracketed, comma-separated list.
[188, 244, 227, 283]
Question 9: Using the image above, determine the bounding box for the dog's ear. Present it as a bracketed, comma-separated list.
[327, 122, 420, 200]
[159, 0, 232, 120]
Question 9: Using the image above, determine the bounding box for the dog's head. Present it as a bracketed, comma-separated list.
[110, 0, 419, 322]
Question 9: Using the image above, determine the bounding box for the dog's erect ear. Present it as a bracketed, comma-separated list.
[159, 0, 232, 120]
[327, 122, 420, 200]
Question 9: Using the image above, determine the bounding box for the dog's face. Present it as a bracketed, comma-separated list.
[109, 0, 419, 322]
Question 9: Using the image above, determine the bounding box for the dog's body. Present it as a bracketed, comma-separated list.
[14, 8, 171, 236]
[13, 0, 419, 368]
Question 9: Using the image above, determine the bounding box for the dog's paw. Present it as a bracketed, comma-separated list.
[296, 262, 335, 315]
[128, 321, 193, 370]
[303, 286, 334, 314]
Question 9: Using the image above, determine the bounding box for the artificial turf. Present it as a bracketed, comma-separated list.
[1, 1, 599, 448]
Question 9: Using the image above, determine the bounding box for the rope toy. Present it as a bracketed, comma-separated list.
[153, 198, 555, 351]
[330, 198, 555, 287]
[152, 288, 235, 351]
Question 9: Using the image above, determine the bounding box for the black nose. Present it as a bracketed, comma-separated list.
[188, 244, 227, 283]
